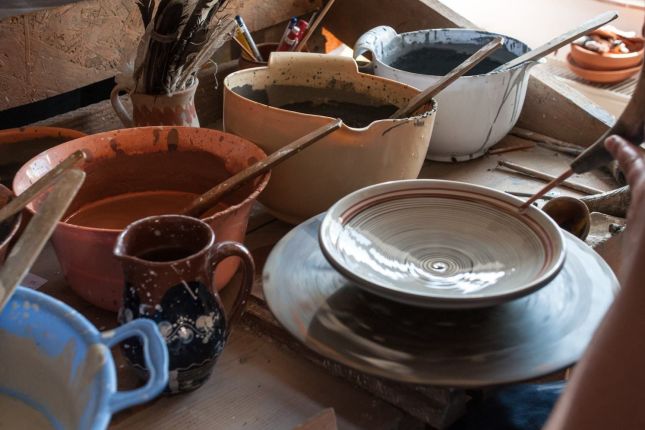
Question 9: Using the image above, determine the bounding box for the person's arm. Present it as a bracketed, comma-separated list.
[545, 135, 645, 430]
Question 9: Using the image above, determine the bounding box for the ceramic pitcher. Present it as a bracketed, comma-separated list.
[354, 26, 541, 162]
[110, 80, 200, 127]
[114, 215, 254, 394]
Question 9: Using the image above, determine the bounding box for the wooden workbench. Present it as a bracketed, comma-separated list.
[2, 2, 625, 428]
[22, 80, 620, 429]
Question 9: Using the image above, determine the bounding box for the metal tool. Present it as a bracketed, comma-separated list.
[493, 11, 618, 72]
[0, 169, 85, 313]
[520, 64, 645, 210]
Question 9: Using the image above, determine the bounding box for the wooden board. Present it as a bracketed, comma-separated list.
[0, 0, 321, 111]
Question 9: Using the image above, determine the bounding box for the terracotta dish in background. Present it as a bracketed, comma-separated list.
[570, 41, 644, 71]
[567, 53, 642, 83]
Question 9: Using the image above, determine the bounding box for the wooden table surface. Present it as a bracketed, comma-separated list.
[21, 97, 620, 429]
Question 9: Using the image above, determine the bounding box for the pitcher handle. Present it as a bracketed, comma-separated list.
[211, 241, 255, 337]
[102, 319, 169, 414]
[353, 25, 399, 73]
[110, 83, 134, 128]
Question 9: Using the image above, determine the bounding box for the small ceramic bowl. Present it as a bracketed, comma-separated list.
[319, 180, 566, 308]
[570, 41, 644, 71]
[567, 54, 642, 84]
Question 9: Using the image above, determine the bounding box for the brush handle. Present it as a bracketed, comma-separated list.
[494, 11, 618, 72]
[181, 119, 343, 217]
[391, 37, 504, 119]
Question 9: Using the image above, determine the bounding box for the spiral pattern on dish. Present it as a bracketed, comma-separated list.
[333, 196, 547, 296]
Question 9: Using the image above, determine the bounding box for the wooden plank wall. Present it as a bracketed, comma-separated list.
[0, 0, 321, 111]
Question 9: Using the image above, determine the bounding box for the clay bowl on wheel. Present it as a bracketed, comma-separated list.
[13, 127, 269, 312]
[224, 52, 436, 225]
[0, 184, 22, 263]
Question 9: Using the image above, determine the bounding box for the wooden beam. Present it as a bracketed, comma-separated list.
[324, 0, 613, 146]
[0, 0, 321, 111]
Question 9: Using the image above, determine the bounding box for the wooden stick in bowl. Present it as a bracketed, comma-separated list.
[181, 119, 343, 218]
[390, 37, 504, 119]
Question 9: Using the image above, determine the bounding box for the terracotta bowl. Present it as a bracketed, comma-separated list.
[567, 53, 642, 84]
[0, 184, 22, 263]
[13, 127, 269, 312]
[570, 41, 644, 71]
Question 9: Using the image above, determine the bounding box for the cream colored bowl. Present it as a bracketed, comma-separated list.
[320, 180, 566, 308]
[223, 52, 436, 225]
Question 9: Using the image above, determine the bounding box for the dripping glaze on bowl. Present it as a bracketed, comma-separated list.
[319, 180, 566, 309]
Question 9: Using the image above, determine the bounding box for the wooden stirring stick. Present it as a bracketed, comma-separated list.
[493, 11, 618, 72]
[390, 37, 504, 119]
[294, 0, 336, 52]
[0, 149, 86, 225]
[181, 119, 343, 217]
[0, 169, 85, 313]
[520, 61, 645, 211]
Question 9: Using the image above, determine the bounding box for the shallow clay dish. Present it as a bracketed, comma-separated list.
[570, 41, 644, 71]
[567, 53, 642, 84]
[264, 214, 617, 386]
[319, 180, 565, 308]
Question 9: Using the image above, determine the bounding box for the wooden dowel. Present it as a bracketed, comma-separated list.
[496, 160, 603, 195]
[294, 0, 336, 52]
[181, 119, 343, 217]
[488, 143, 535, 155]
[510, 127, 583, 155]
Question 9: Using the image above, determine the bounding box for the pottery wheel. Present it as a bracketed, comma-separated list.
[262, 214, 618, 387]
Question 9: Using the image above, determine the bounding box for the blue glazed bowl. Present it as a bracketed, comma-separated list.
[0, 287, 168, 430]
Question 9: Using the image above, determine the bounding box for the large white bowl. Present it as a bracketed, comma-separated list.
[319, 180, 565, 308]
[354, 27, 540, 162]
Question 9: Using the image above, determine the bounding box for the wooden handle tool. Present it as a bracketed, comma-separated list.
[0, 150, 86, 225]
[181, 119, 343, 217]
[0, 169, 85, 313]
[493, 11, 618, 72]
[520, 63, 645, 210]
[390, 37, 504, 119]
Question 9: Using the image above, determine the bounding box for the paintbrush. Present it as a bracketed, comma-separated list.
[181, 119, 343, 217]
[520, 63, 645, 210]
[294, 0, 336, 52]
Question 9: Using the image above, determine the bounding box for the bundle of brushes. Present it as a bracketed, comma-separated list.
[133, 0, 234, 95]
